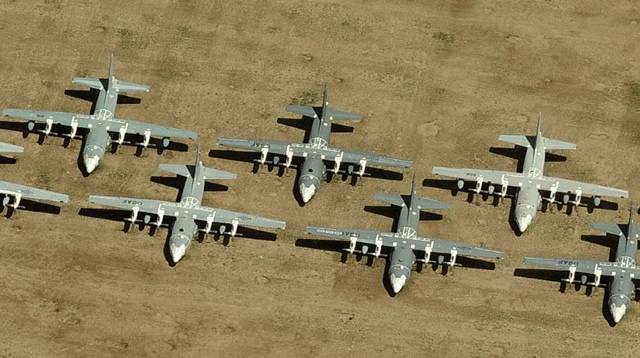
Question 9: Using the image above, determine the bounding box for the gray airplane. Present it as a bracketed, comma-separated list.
[3, 56, 197, 174]
[87, 150, 286, 263]
[217, 87, 413, 204]
[432, 116, 628, 233]
[305, 178, 504, 294]
[523, 207, 640, 324]
[0, 142, 68, 211]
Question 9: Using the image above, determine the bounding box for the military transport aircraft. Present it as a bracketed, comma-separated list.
[0, 142, 68, 212]
[217, 86, 412, 204]
[432, 116, 628, 233]
[523, 207, 640, 324]
[3, 56, 197, 174]
[304, 177, 504, 294]
[87, 149, 286, 264]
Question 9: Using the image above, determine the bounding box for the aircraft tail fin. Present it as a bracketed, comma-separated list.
[591, 223, 624, 236]
[113, 79, 150, 93]
[542, 137, 576, 150]
[373, 193, 406, 207]
[72, 77, 104, 90]
[413, 196, 450, 211]
[159, 164, 192, 178]
[159, 163, 237, 181]
[498, 135, 532, 148]
[199, 166, 237, 181]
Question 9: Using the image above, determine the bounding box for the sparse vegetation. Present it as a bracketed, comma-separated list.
[176, 25, 192, 39]
[290, 90, 318, 105]
[117, 28, 147, 50]
[432, 31, 455, 44]
[628, 81, 640, 97]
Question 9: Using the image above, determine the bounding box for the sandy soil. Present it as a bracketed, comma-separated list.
[1, 0, 640, 357]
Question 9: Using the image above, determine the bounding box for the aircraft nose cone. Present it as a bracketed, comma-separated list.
[170, 243, 187, 263]
[389, 273, 407, 294]
[83, 155, 100, 174]
[610, 303, 627, 323]
[299, 183, 316, 203]
[516, 214, 532, 233]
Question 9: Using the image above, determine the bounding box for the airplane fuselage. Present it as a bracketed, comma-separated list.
[387, 197, 420, 293]
[514, 139, 546, 232]
[82, 80, 120, 173]
[168, 164, 206, 262]
[298, 114, 332, 203]
[607, 230, 638, 322]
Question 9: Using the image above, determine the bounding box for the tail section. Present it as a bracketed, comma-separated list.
[285, 85, 363, 121]
[198, 166, 237, 181]
[71, 55, 149, 93]
[413, 196, 450, 211]
[159, 163, 236, 180]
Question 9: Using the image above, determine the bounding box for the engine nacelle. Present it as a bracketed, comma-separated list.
[161, 137, 170, 149]
[457, 179, 464, 190]
[219, 224, 227, 235]
[437, 255, 445, 264]
[488, 184, 495, 195]
[143, 215, 151, 224]
[27, 121, 35, 131]
[272, 155, 280, 165]
[1, 196, 9, 207]
[563, 193, 570, 204]
[594, 196, 601, 207]
[347, 165, 354, 174]
[580, 274, 588, 285]
[361, 245, 369, 254]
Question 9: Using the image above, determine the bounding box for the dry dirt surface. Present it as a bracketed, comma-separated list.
[1, 1, 640, 357]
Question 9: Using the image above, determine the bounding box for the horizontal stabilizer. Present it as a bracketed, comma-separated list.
[159, 164, 192, 178]
[591, 223, 624, 236]
[72, 77, 104, 90]
[114, 80, 150, 93]
[374, 193, 405, 207]
[325, 108, 363, 121]
[543, 137, 575, 150]
[414, 196, 450, 210]
[200, 166, 237, 180]
[498, 135, 531, 148]
[286, 104, 317, 118]
[0, 142, 23, 155]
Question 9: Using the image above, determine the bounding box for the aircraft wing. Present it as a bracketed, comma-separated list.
[305, 226, 388, 243]
[3, 109, 92, 128]
[522, 256, 637, 278]
[218, 138, 294, 155]
[416, 235, 505, 260]
[537, 176, 628, 199]
[0, 180, 68, 203]
[305, 226, 503, 260]
[194, 205, 286, 230]
[0, 142, 23, 155]
[115, 118, 197, 140]
[89, 195, 176, 215]
[432, 167, 523, 185]
[329, 147, 413, 168]
[218, 138, 411, 169]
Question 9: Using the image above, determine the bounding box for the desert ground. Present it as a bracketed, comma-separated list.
[1, 0, 639, 357]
